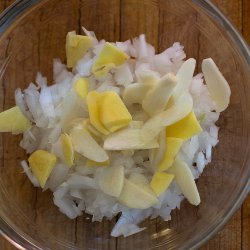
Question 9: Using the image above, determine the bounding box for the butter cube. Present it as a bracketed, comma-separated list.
[66, 31, 93, 68]
[158, 137, 183, 171]
[60, 133, 74, 167]
[166, 111, 202, 140]
[0, 106, 31, 134]
[86, 91, 110, 135]
[28, 150, 57, 188]
[100, 91, 132, 132]
[150, 172, 174, 196]
[73, 78, 89, 99]
[92, 42, 129, 77]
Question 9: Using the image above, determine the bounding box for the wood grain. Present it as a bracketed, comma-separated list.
[242, 195, 250, 250]
[212, 0, 242, 30]
[0, 0, 249, 249]
[242, 0, 250, 44]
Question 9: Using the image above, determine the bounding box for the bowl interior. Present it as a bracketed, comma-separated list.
[0, 0, 249, 249]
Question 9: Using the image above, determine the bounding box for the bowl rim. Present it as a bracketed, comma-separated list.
[0, 0, 249, 249]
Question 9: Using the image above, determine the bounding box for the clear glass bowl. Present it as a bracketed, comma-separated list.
[0, 0, 249, 249]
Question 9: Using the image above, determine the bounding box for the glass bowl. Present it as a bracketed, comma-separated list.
[0, 0, 249, 249]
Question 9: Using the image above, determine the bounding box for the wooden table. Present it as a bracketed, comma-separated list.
[0, 0, 249, 249]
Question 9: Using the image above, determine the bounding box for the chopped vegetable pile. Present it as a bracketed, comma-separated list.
[0, 28, 231, 237]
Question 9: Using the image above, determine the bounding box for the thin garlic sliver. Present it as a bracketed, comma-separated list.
[104, 125, 159, 150]
[123, 82, 153, 105]
[70, 125, 109, 162]
[202, 58, 231, 112]
[141, 92, 193, 143]
[142, 73, 177, 116]
[168, 157, 200, 206]
[172, 58, 196, 101]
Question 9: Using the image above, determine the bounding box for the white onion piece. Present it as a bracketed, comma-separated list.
[24, 88, 43, 124]
[75, 58, 93, 77]
[138, 69, 160, 85]
[53, 196, 80, 219]
[36, 72, 47, 88]
[39, 86, 55, 119]
[75, 165, 95, 175]
[202, 58, 231, 112]
[82, 26, 98, 45]
[70, 189, 85, 199]
[51, 137, 63, 160]
[48, 124, 61, 144]
[111, 221, 145, 237]
[114, 64, 133, 86]
[111, 210, 146, 237]
[53, 59, 73, 84]
[45, 163, 69, 191]
[60, 91, 87, 132]
[53, 182, 69, 199]
[137, 34, 155, 60]
[116, 40, 131, 55]
[15, 88, 33, 121]
[20, 160, 40, 187]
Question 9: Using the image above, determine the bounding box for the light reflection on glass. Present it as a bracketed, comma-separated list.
[151, 228, 171, 239]
[1, 232, 25, 250]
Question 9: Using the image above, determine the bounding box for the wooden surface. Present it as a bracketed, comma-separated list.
[0, 0, 249, 249]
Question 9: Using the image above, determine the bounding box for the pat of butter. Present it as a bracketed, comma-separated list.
[66, 31, 93, 68]
[150, 172, 174, 196]
[100, 91, 132, 132]
[87, 91, 132, 134]
[166, 111, 202, 140]
[60, 133, 74, 167]
[86, 91, 110, 135]
[28, 150, 57, 188]
[92, 42, 129, 77]
[73, 78, 89, 99]
[158, 137, 183, 171]
[0, 106, 31, 134]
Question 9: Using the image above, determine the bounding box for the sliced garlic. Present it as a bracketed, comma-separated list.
[202, 58, 231, 112]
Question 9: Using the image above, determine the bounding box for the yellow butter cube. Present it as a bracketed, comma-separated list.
[60, 133, 74, 167]
[158, 137, 183, 171]
[73, 78, 89, 99]
[92, 42, 129, 77]
[166, 111, 202, 140]
[86, 91, 110, 135]
[86, 159, 110, 167]
[66, 31, 93, 68]
[150, 172, 174, 196]
[28, 150, 57, 188]
[0, 106, 31, 134]
[100, 91, 132, 132]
